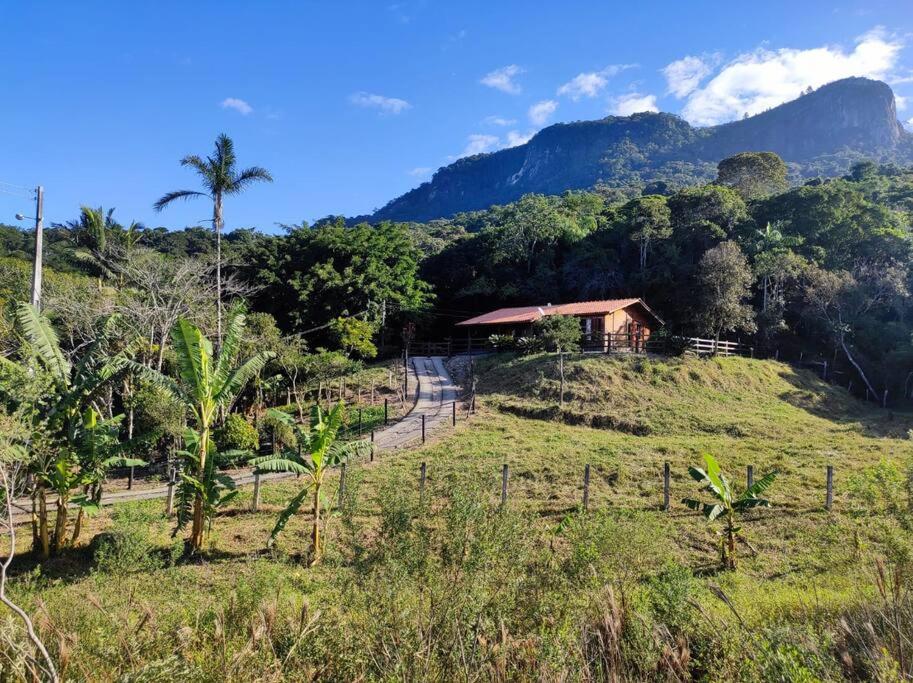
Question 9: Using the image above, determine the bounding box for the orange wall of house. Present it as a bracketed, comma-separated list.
[602, 307, 653, 337]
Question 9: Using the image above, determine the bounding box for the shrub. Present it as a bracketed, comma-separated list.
[533, 314, 581, 352]
[488, 334, 516, 351]
[215, 413, 259, 453]
[92, 507, 167, 576]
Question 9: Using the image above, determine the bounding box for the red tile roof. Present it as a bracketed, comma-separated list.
[457, 298, 659, 326]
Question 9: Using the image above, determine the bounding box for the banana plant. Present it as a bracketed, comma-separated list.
[682, 454, 777, 570]
[7, 304, 136, 557]
[127, 309, 272, 552]
[251, 403, 370, 566]
[69, 407, 146, 544]
[171, 429, 240, 540]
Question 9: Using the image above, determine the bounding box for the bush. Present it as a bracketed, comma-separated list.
[92, 507, 174, 576]
[533, 314, 581, 352]
[488, 334, 516, 351]
[215, 413, 259, 453]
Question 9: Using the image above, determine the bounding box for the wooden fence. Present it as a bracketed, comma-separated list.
[393, 461, 839, 513]
[410, 334, 751, 358]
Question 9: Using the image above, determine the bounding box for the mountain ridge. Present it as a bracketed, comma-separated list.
[368, 77, 912, 222]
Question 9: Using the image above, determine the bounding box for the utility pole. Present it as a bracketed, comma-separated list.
[30, 186, 44, 310]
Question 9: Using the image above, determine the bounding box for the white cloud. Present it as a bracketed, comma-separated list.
[905, 117, 913, 131]
[484, 115, 517, 126]
[528, 99, 558, 126]
[680, 28, 905, 125]
[557, 64, 635, 100]
[458, 134, 499, 158]
[480, 65, 524, 94]
[662, 54, 719, 98]
[609, 93, 659, 116]
[408, 166, 432, 177]
[896, 94, 907, 111]
[349, 91, 411, 114]
[220, 97, 253, 115]
[505, 130, 534, 147]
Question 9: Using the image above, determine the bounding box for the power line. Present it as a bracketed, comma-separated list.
[0, 180, 31, 191]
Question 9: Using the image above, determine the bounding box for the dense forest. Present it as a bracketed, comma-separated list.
[4, 151, 913, 402]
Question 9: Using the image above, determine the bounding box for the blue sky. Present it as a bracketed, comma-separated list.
[0, 1, 911, 234]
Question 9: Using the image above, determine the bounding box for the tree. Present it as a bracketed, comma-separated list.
[694, 242, 757, 345]
[251, 403, 369, 565]
[0, 410, 58, 681]
[802, 262, 908, 400]
[494, 194, 582, 275]
[682, 454, 777, 570]
[533, 315, 581, 408]
[5, 304, 136, 556]
[154, 134, 273, 343]
[129, 309, 272, 552]
[621, 195, 672, 274]
[331, 316, 377, 359]
[277, 220, 432, 337]
[716, 152, 788, 200]
[533, 314, 582, 353]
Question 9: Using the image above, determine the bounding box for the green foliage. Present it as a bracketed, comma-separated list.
[532, 314, 582, 352]
[694, 241, 757, 340]
[214, 413, 259, 454]
[251, 403, 371, 563]
[92, 507, 175, 576]
[716, 151, 789, 199]
[128, 308, 272, 552]
[331, 316, 377, 359]
[682, 453, 777, 569]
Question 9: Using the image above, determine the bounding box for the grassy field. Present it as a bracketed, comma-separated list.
[6, 353, 913, 681]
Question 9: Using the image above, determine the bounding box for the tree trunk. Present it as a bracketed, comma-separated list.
[37, 488, 49, 559]
[309, 483, 321, 566]
[214, 193, 223, 348]
[51, 496, 68, 554]
[841, 336, 878, 402]
[189, 427, 210, 552]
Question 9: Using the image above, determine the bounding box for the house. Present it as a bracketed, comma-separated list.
[456, 298, 663, 352]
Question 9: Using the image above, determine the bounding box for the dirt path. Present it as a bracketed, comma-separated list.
[11, 356, 462, 520]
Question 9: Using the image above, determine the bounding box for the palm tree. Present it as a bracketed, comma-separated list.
[129, 309, 272, 552]
[682, 454, 777, 570]
[251, 403, 370, 565]
[153, 134, 273, 343]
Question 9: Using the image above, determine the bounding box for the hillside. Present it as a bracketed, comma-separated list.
[371, 77, 913, 221]
[11, 351, 913, 679]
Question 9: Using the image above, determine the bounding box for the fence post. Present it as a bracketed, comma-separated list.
[747, 465, 754, 490]
[421, 414, 426, 443]
[384, 398, 389, 425]
[128, 466, 134, 491]
[822, 360, 828, 381]
[825, 465, 834, 510]
[750, 347, 754, 359]
[358, 409, 363, 435]
[452, 401, 456, 427]
[582, 464, 590, 512]
[775, 348, 779, 361]
[252, 471, 261, 512]
[882, 389, 888, 409]
[419, 462, 427, 501]
[339, 462, 347, 501]
[662, 462, 670, 511]
[165, 467, 176, 517]
[501, 464, 509, 506]
[848, 380, 853, 394]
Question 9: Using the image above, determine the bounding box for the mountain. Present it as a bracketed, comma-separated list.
[370, 78, 913, 222]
